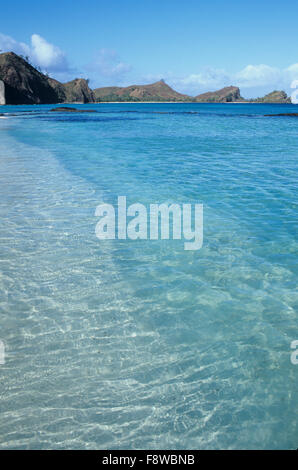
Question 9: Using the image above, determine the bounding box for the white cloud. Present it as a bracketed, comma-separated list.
[0, 32, 70, 77]
[0, 33, 132, 85]
[286, 63, 298, 83]
[0, 33, 30, 57]
[181, 68, 230, 88]
[168, 64, 298, 98]
[86, 49, 132, 87]
[170, 68, 232, 95]
[30, 34, 69, 72]
[94, 49, 132, 77]
[235, 64, 281, 88]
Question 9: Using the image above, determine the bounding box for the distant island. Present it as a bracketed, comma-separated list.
[0, 52, 292, 105]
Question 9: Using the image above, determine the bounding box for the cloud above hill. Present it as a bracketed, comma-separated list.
[0, 33, 132, 85]
[171, 64, 298, 97]
[30, 34, 69, 72]
[0, 33, 72, 79]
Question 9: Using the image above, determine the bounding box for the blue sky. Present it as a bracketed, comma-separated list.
[1, 0, 298, 97]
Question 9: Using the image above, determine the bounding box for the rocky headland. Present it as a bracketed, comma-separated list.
[0, 52, 95, 105]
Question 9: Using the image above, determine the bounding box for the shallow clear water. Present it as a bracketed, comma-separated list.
[0, 103, 297, 449]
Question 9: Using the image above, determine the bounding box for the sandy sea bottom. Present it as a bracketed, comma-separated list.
[0, 103, 297, 449]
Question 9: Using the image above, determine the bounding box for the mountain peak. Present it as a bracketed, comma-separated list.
[195, 86, 243, 102]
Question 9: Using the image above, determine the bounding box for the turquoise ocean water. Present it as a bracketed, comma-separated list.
[0, 103, 297, 449]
